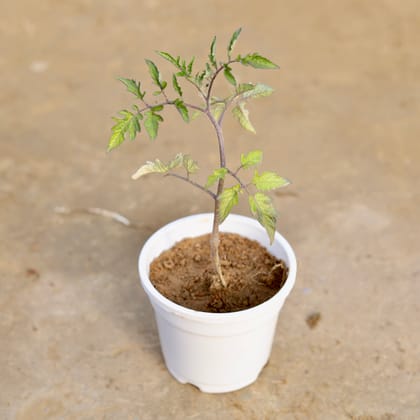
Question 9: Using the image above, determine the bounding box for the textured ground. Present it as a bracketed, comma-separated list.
[1, 1, 419, 419]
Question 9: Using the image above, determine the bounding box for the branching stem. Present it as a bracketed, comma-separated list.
[164, 173, 216, 199]
[205, 59, 237, 106]
[226, 168, 249, 193]
[137, 100, 206, 115]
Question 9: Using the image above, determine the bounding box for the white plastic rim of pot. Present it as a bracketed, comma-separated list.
[138, 213, 297, 393]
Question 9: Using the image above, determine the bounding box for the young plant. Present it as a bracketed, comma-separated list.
[108, 28, 290, 287]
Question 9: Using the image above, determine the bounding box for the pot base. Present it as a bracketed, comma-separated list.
[167, 365, 264, 394]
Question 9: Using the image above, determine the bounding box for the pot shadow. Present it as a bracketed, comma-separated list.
[101, 225, 165, 364]
[64, 215, 167, 367]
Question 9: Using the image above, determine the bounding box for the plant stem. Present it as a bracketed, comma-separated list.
[207, 109, 227, 287]
[203, 62, 244, 288]
[205, 59, 236, 106]
[137, 100, 206, 115]
[211, 177, 226, 288]
[226, 168, 249, 192]
[165, 173, 216, 199]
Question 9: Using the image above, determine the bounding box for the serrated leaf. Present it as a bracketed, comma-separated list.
[145, 59, 165, 89]
[108, 124, 125, 151]
[172, 74, 183, 96]
[232, 102, 256, 133]
[144, 110, 163, 140]
[118, 77, 144, 99]
[249, 193, 277, 243]
[151, 105, 164, 112]
[209, 36, 217, 68]
[218, 185, 241, 223]
[224, 66, 236, 86]
[156, 51, 178, 66]
[128, 114, 140, 140]
[228, 28, 242, 59]
[240, 53, 279, 69]
[131, 159, 168, 180]
[238, 83, 274, 100]
[195, 70, 206, 86]
[210, 101, 226, 121]
[174, 99, 190, 122]
[183, 155, 199, 174]
[108, 110, 141, 151]
[253, 171, 290, 191]
[167, 153, 184, 170]
[187, 57, 195, 75]
[206, 167, 228, 188]
[241, 150, 263, 168]
[205, 63, 212, 78]
[236, 83, 255, 94]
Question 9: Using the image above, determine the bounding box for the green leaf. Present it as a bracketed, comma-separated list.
[253, 171, 290, 191]
[174, 99, 190, 122]
[167, 153, 184, 170]
[172, 74, 183, 96]
[232, 102, 256, 133]
[182, 155, 199, 174]
[204, 63, 212, 79]
[144, 110, 163, 140]
[228, 28, 242, 59]
[127, 113, 141, 140]
[218, 185, 241, 223]
[223, 66, 236, 86]
[241, 150, 263, 168]
[118, 77, 144, 99]
[195, 70, 206, 86]
[240, 53, 279, 69]
[145, 59, 165, 89]
[108, 124, 125, 151]
[151, 105, 164, 112]
[108, 110, 141, 151]
[210, 101, 226, 121]
[236, 83, 255, 94]
[249, 193, 277, 243]
[156, 51, 178, 67]
[206, 167, 228, 188]
[187, 57, 195, 75]
[237, 83, 274, 100]
[131, 159, 168, 180]
[209, 36, 217, 68]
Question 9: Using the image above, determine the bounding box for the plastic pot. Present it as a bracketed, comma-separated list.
[138, 213, 297, 393]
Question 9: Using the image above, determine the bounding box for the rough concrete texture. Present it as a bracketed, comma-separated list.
[1, 1, 419, 419]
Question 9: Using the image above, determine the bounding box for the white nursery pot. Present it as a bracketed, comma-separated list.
[138, 213, 297, 393]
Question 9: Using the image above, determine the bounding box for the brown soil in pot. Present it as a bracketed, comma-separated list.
[149, 232, 288, 313]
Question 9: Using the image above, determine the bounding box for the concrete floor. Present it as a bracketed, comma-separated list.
[1, 1, 419, 419]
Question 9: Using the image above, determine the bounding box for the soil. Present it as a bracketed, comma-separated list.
[149, 232, 288, 313]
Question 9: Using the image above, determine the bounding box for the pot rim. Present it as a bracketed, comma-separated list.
[138, 213, 297, 322]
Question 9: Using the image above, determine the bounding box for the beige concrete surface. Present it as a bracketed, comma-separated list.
[1, 1, 419, 419]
